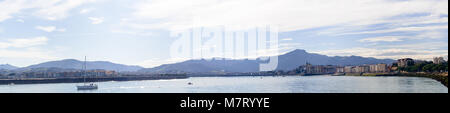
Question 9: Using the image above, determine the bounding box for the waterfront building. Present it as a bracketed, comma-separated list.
[344, 66, 353, 73]
[336, 67, 345, 73]
[370, 65, 377, 73]
[433, 57, 446, 64]
[301, 64, 337, 75]
[376, 64, 388, 72]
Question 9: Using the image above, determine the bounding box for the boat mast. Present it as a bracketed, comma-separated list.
[84, 56, 87, 83]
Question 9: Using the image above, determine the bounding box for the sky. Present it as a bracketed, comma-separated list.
[0, 0, 448, 68]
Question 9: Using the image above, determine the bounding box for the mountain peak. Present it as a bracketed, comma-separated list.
[284, 49, 308, 56]
[0, 64, 19, 70]
[292, 49, 307, 53]
[61, 59, 80, 62]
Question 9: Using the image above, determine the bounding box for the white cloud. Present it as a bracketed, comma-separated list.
[35, 26, 56, 32]
[339, 25, 448, 36]
[0, 49, 58, 60]
[89, 17, 104, 24]
[127, 0, 448, 32]
[359, 31, 447, 43]
[35, 26, 66, 32]
[281, 38, 293, 41]
[33, 0, 98, 20]
[313, 43, 448, 61]
[80, 8, 94, 14]
[56, 28, 66, 32]
[0, 0, 26, 22]
[0, 37, 49, 48]
[0, 0, 98, 22]
[359, 36, 404, 43]
[384, 42, 448, 50]
[16, 19, 25, 23]
[0, 37, 58, 62]
[416, 31, 445, 39]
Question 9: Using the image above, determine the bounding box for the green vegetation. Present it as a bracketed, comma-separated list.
[345, 73, 363, 76]
[397, 61, 448, 72]
[362, 73, 390, 76]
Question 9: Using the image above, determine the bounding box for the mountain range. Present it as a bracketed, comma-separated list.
[1, 49, 396, 73]
[14, 59, 144, 72]
[138, 49, 395, 73]
[0, 64, 19, 70]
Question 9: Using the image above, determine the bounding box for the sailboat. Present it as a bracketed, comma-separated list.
[77, 56, 98, 90]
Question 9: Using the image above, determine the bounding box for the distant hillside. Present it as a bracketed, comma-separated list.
[19, 59, 143, 72]
[139, 59, 260, 73]
[139, 49, 396, 73]
[0, 64, 19, 70]
[276, 49, 395, 70]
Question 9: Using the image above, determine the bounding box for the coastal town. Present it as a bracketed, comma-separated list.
[0, 56, 448, 86]
[280, 57, 448, 76]
[274, 57, 448, 87]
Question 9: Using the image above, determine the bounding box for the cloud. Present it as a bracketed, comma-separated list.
[0, 0, 98, 22]
[0, 0, 26, 22]
[35, 26, 66, 32]
[33, 0, 98, 20]
[339, 25, 448, 36]
[16, 19, 25, 23]
[80, 8, 94, 14]
[0, 36, 57, 61]
[359, 36, 404, 42]
[313, 42, 448, 61]
[89, 17, 104, 24]
[127, 0, 448, 32]
[383, 42, 448, 50]
[0, 48, 58, 60]
[359, 31, 447, 43]
[0, 37, 49, 48]
[281, 38, 293, 41]
[416, 31, 445, 39]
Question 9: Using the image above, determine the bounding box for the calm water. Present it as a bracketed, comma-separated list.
[0, 75, 447, 93]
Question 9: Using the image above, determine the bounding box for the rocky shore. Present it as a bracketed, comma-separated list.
[393, 72, 448, 88]
[336, 72, 448, 87]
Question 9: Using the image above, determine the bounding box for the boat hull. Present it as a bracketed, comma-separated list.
[77, 85, 98, 90]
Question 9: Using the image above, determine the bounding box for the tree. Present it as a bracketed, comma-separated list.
[423, 64, 435, 72]
[409, 66, 419, 72]
[392, 63, 398, 67]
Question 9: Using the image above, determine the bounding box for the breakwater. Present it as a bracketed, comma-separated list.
[0, 75, 188, 85]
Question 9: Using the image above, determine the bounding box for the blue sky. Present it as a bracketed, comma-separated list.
[0, 0, 448, 68]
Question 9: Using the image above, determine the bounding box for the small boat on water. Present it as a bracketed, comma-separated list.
[188, 82, 193, 85]
[77, 83, 98, 90]
[77, 56, 98, 90]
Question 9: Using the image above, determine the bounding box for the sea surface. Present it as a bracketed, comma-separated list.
[0, 75, 447, 93]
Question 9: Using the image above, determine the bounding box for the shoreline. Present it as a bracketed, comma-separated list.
[2, 73, 447, 88]
[335, 72, 448, 87]
[0, 75, 188, 85]
[393, 72, 448, 88]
